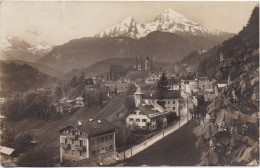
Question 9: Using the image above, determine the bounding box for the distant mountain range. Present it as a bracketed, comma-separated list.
[2, 9, 235, 74]
[0, 36, 53, 62]
[96, 8, 232, 39]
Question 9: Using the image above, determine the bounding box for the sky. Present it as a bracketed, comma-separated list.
[0, 1, 258, 45]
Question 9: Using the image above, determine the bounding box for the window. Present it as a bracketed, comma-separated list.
[90, 140, 95, 145]
[106, 147, 108, 151]
[80, 131, 83, 135]
[101, 137, 104, 142]
[173, 107, 175, 110]
[72, 140, 75, 144]
[73, 160, 76, 163]
[72, 150, 75, 155]
[91, 150, 96, 156]
[65, 138, 68, 144]
[109, 135, 112, 140]
[142, 119, 146, 122]
[173, 100, 175, 104]
[105, 136, 107, 141]
[109, 145, 113, 151]
[80, 140, 83, 146]
[129, 118, 134, 121]
[72, 130, 75, 135]
[80, 151, 83, 156]
[136, 119, 140, 122]
[168, 101, 170, 104]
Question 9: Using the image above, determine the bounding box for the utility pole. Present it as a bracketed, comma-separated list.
[130, 131, 132, 157]
[187, 95, 189, 122]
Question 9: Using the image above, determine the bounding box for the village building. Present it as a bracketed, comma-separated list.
[126, 104, 167, 130]
[58, 119, 116, 163]
[0, 146, 16, 167]
[168, 81, 180, 91]
[141, 90, 180, 114]
[84, 78, 94, 89]
[115, 82, 128, 95]
[107, 65, 126, 81]
[145, 72, 160, 84]
[75, 97, 85, 107]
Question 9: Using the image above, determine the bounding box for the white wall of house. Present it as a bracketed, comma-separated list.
[145, 74, 160, 84]
[168, 84, 179, 91]
[126, 110, 150, 129]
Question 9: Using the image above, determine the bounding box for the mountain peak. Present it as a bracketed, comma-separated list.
[96, 8, 230, 39]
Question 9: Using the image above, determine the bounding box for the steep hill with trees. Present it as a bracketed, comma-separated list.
[193, 6, 259, 166]
[0, 61, 55, 96]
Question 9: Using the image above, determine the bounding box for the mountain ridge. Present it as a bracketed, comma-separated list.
[96, 8, 233, 39]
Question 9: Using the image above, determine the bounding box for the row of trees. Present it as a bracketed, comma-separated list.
[1, 91, 56, 122]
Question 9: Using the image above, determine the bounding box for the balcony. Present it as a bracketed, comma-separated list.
[74, 145, 86, 152]
[67, 134, 79, 140]
[60, 143, 66, 148]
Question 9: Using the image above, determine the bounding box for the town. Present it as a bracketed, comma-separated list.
[0, 2, 259, 167]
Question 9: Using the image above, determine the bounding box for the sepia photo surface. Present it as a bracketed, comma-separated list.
[0, 0, 259, 167]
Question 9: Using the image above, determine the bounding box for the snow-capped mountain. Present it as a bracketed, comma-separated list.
[0, 36, 53, 62]
[96, 8, 228, 39]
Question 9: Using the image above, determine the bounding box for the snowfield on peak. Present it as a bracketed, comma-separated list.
[96, 8, 227, 39]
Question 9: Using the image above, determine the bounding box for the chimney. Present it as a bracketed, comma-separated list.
[98, 119, 101, 123]
[89, 118, 93, 122]
[78, 121, 82, 126]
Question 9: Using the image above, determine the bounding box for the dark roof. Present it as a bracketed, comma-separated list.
[83, 78, 94, 85]
[59, 119, 116, 136]
[108, 65, 126, 73]
[142, 90, 180, 99]
[137, 105, 160, 116]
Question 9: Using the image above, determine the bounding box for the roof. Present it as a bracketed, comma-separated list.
[116, 82, 128, 90]
[75, 97, 84, 101]
[0, 146, 14, 155]
[137, 104, 165, 116]
[84, 78, 94, 85]
[142, 90, 180, 99]
[218, 83, 227, 88]
[59, 119, 116, 136]
[137, 105, 159, 116]
[108, 65, 125, 73]
[146, 72, 159, 79]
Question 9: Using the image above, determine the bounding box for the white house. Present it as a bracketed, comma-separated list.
[126, 104, 168, 130]
[75, 97, 84, 107]
[145, 72, 160, 84]
[134, 88, 180, 116]
[168, 81, 180, 91]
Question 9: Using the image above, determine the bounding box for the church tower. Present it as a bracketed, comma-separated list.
[145, 57, 151, 73]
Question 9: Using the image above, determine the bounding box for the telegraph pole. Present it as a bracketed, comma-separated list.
[187, 95, 189, 122]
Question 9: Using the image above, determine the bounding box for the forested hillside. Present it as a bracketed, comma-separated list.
[0, 61, 55, 96]
[193, 6, 259, 166]
[181, 6, 259, 80]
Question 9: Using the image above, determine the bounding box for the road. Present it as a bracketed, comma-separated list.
[125, 120, 204, 166]
[101, 90, 196, 166]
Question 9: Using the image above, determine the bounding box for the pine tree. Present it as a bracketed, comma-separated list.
[157, 72, 168, 100]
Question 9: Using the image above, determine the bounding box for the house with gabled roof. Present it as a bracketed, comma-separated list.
[126, 103, 168, 130]
[145, 72, 160, 84]
[58, 119, 116, 163]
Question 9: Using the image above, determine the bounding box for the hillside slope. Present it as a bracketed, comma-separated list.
[1, 60, 63, 78]
[65, 57, 174, 79]
[38, 31, 232, 73]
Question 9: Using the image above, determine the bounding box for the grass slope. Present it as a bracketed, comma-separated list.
[126, 120, 205, 166]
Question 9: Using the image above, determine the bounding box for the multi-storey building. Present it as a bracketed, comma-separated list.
[58, 119, 116, 163]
